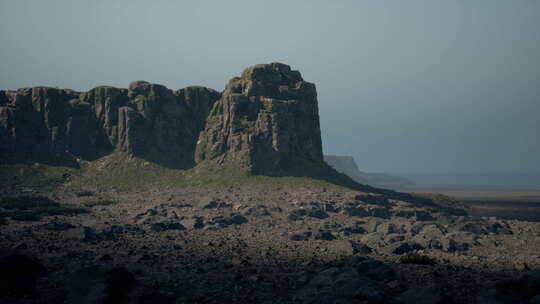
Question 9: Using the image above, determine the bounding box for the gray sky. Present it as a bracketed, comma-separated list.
[1, 0, 539, 174]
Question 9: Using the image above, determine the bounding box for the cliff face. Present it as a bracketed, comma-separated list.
[1, 63, 327, 175]
[0, 83, 220, 168]
[1, 87, 86, 165]
[195, 63, 324, 174]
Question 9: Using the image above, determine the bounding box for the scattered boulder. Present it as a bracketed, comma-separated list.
[179, 216, 205, 229]
[350, 241, 373, 254]
[376, 222, 406, 235]
[133, 205, 188, 232]
[239, 205, 270, 217]
[290, 231, 312, 241]
[133, 205, 180, 225]
[306, 205, 329, 219]
[366, 220, 383, 233]
[368, 207, 392, 219]
[207, 214, 248, 229]
[390, 242, 424, 255]
[441, 232, 477, 252]
[457, 219, 512, 235]
[412, 224, 446, 249]
[198, 198, 231, 209]
[344, 205, 369, 217]
[40, 220, 76, 231]
[394, 209, 434, 221]
[339, 222, 367, 236]
[288, 209, 308, 221]
[385, 234, 406, 244]
[314, 230, 336, 241]
[65, 226, 101, 242]
[150, 222, 185, 232]
[355, 194, 392, 206]
[323, 202, 340, 213]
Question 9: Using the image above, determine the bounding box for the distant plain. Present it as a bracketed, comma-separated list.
[399, 185, 540, 222]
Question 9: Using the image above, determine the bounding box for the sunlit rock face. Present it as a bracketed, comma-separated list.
[195, 63, 324, 175]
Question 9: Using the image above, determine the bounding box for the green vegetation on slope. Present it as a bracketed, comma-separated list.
[0, 196, 89, 222]
[0, 163, 78, 191]
[1, 152, 347, 192]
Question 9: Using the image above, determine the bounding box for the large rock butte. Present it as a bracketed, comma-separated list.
[0, 63, 326, 174]
[195, 63, 324, 174]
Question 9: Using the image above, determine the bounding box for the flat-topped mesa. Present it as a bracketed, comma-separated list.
[0, 83, 220, 168]
[0, 63, 326, 175]
[195, 63, 324, 175]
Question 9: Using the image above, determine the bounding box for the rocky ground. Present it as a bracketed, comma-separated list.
[1, 183, 539, 304]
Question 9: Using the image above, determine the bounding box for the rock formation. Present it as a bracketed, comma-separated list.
[324, 155, 415, 189]
[195, 63, 324, 175]
[0, 82, 220, 168]
[1, 63, 330, 175]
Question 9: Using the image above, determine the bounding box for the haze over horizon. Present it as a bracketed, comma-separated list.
[1, 0, 539, 176]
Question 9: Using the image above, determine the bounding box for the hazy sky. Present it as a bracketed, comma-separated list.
[1, 0, 539, 174]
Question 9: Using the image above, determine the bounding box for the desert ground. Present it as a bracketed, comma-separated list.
[400, 186, 540, 222]
[1, 170, 540, 303]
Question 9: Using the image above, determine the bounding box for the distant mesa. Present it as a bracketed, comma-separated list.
[324, 155, 415, 190]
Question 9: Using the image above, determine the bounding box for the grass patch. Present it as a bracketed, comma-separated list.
[0, 196, 89, 221]
[83, 199, 118, 208]
[2, 153, 349, 193]
[399, 253, 437, 265]
[0, 164, 78, 191]
[65, 152, 347, 191]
